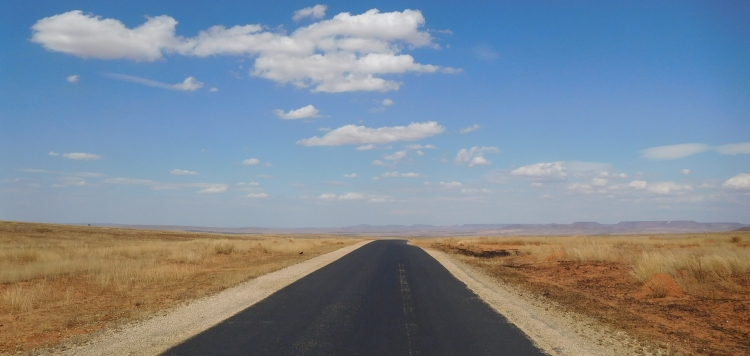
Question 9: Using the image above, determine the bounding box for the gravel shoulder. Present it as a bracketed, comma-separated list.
[45, 240, 372, 356]
[420, 247, 668, 356]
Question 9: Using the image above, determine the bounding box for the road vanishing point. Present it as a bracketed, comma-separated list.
[164, 240, 546, 356]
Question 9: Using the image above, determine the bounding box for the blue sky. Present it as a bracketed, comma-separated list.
[1, 1, 748, 227]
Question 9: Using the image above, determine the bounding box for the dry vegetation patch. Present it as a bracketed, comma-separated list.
[0, 221, 359, 354]
[418, 233, 750, 356]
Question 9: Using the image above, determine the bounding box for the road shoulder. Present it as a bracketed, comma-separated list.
[50, 240, 372, 356]
[420, 247, 666, 356]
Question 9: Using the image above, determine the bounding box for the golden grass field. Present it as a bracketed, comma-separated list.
[0, 221, 359, 354]
[415, 232, 750, 356]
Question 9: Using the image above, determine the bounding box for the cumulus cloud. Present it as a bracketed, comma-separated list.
[405, 144, 435, 150]
[274, 104, 320, 119]
[455, 146, 499, 167]
[105, 177, 227, 193]
[62, 152, 102, 160]
[641, 142, 750, 160]
[48, 151, 59, 156]
[297, 121, 444, 146]
[292, 4, 327, 21]
[338, 192, 364, 200]
[199, 186, 227, 193]
[247, 192, 268, 198]
[370, 98, 395, 112]
[372, 160, 386, 166]
[105, 73, 204, 91]
[356, 144, 375, 150]
[680, 169, 691, 175]
[723, 173, 750, 190]
[344, 173, 357, 178]
[383, 150, 407, 161]
[439, 181, 462, 188]
[511, 162, 567, 180]
[170, 169, 198, 175]
[628, 180, 692, 194]
[209, 87, 219, 92]
[379, 171, 422, 178]
[242, 158, 260, 165]
[237, 181, 259, 186]
[66, 75, 79, 83]
[319, 193, 337, 200]
[459, 124, 479, 134]
[32, 9, 458, 93]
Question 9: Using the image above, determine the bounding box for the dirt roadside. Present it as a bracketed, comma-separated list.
[25, 240, 372, 356]
[418, 246, 667, 356]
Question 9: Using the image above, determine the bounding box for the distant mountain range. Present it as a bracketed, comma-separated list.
[92, 221, 748, 237]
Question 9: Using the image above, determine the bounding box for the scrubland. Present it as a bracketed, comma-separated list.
[0, 221, 358, 354]
[417, 232, 750, 356]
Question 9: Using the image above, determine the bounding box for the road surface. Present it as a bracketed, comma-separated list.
[164, 240, 545, 355]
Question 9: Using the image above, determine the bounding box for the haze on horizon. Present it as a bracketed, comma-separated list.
[1, 1, 748, 228]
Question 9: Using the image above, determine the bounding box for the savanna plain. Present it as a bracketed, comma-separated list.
[0, 221, 359, 354]
[414, 232, 750, 356]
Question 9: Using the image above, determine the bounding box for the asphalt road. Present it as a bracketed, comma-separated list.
[164, 240, 545, 356]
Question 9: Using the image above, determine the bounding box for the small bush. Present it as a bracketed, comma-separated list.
[213, 242, 235, 255]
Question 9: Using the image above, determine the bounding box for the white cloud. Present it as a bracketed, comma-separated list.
[372, 160, 386, 166]
[274, 104, 320, 119]
[511, 162, 567, 180]
[62, 152, 102, 160]
[293, 5, 327, 21]
[170, 169, 198, 175]
[680, 169, 691, 175]
[339, 192, 364, 200]
[247, 192, 268, 198]
[723, 173, 750, 190]
[357, 144, 376, 150]
[461, 188, 492, 194]
[628, 180, 692, 194]
[382, 98, 394, 106]
[32, 9, 459, 93]
[716, 142, 750, 155]
[319, 193, 337, 200]
[383, 150, 407, 161]
[439, 181, 462, 188]
[105, 178, 228, 193]
[592, 177, 608, 187]
[298, 121, 444, 146]
[66, 75, 79, 83]
[237, 181, 259, 186]
[455, 146, 499, 167]
[647, 182, 692, 194]
[459, 124, 479, 134]
[104, 73, 204, 91]
[199, 186, 227, 193]
[48, 151, 59, 156]
[368, 197, 387, 203]
[344, 173, 357, 178]
[242, 158, 260, 165]
[209, 87, 219, 92]
[405, 144, 435, 150]
[379, 171, 422, 178]
[641, 142, 750, 160]
[318, 127, 331, 132]
[173, 77, 204, 91]
[641, 143, 711, 160]
[370, 98, 395, 112]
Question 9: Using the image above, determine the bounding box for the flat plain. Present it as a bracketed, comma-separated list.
[0, 221, 359, 354]
[414, 232, 750, 356]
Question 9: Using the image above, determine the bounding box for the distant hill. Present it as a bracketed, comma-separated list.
[91, 221, 747, 237]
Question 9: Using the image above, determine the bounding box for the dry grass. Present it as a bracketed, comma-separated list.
[420, 231, 750, 355]
[0, 221, 360, 354]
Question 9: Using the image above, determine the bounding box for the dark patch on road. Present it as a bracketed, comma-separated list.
[164, 240, 544, 356]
